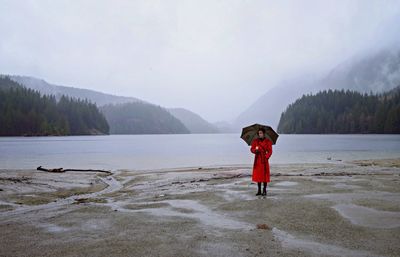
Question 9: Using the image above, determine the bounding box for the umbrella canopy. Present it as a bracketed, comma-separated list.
[240, 123, 279, 146]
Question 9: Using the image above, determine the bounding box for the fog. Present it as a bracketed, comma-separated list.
[1, 0, 399, 122]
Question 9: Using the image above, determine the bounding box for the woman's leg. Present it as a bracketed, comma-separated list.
[256, 182, 261, 195]
[262, 182, 267, 196]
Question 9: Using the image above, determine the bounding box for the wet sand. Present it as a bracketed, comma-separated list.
[1, 159, 400, 257]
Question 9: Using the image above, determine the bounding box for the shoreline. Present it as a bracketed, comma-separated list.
[2, 134, 400, 171]
[1, 159, 400, 256]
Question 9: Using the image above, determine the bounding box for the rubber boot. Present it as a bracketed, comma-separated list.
[262, 182, 267, 196]
[256, 182, 262, 196]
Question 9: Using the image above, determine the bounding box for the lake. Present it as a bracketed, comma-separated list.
[0, 134, 399, 170]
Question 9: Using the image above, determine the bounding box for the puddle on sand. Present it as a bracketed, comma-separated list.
[305, 192, 400, 229]
[274, 181, 298, 187]
[305, 192, 400, 205]
[37, 223, 70, 233]
[218, 189, 255, 202]
[0, 175, 123, 231]
[311, 177, 365, 183]
[37, 217, 111, 234]
[115, 199, 251, 230]
[332, 183, 361, 189]
[197, 242, 243, 257]
[333, 204, 400, 229]
[272, 228, 380, 257]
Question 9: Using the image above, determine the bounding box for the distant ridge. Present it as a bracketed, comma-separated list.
[5, 74, 221, 134]
[167, 108, 219, 134]
[235, 46, 400, 129]
[9, 75, 143, 106]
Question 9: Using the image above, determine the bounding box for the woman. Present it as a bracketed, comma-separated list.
[250, 128, 273, 196]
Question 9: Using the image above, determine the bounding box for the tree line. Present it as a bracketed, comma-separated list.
[0, 76, 109, 136]
[277, 88, 400, 134]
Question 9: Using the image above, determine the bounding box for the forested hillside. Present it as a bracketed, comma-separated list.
[10, 75, 143, 106]
[101, 102, 190, 134]
[277, 88, 400, 134]
[9, 75, 218, 134]
[0, 76, 109, 136]
[236, 46, 400, 129]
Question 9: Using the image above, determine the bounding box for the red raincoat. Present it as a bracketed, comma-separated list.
[250, 138, 272, 182]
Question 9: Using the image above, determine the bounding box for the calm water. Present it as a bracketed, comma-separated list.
[0, 134, 399, 170]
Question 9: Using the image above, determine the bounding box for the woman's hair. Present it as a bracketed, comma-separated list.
[258, 128, 266, 133]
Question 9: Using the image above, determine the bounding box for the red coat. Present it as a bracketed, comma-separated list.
[250, 138, 272, 182]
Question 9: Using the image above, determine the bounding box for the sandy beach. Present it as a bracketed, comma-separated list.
[1, 159, 400, 257]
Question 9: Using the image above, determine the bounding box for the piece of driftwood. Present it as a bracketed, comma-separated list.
[37, 166, 112, 174]
[37, 166, 64, 173]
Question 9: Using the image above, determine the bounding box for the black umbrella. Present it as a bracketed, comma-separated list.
[240, 123, 279, 146]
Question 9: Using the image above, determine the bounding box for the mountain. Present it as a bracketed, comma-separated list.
[277, 87, 400, 134]
[100, 103, 190, 134]
[320, 47, 400, 93]
[234, 76, 317, 130]
[235, 46, 400, 129]
[167, 108, 219, 133]
[9, 75, 143, 106]
[9, 75, 217, 134]
[0, 76, 109, 136]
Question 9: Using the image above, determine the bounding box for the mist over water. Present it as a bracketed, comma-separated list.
[1, 1, 400, 122]
[1, 134, 399, 170]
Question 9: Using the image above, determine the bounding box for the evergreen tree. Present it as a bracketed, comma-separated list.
[277, 88, 400, 134]
[0, 76, 109, 136]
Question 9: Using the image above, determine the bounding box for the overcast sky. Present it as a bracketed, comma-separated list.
[1, 0, 400, 122]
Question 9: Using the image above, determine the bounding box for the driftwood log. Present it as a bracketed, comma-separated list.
[37, 166, 112, 175]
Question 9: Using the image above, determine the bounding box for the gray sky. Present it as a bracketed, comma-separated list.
[1, 0, 400, 122]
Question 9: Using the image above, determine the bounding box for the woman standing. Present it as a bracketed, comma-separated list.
[250, 128, 273, 196]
